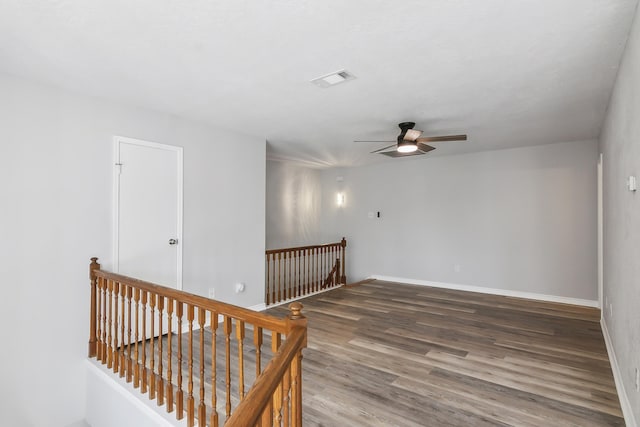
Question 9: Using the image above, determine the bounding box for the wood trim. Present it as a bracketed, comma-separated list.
[266, 241, 341, 255]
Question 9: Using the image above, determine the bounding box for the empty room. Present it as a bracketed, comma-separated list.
[1, 1, 639, 426]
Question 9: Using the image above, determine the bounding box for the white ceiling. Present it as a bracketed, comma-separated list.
[1, 0, 637, 167]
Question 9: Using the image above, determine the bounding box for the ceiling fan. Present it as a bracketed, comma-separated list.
[356, 122, 467, 157]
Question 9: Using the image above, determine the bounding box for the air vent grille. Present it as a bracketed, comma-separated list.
[311, 70, 356, 88]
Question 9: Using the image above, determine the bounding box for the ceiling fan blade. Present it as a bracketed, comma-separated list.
[370, 144, 397, 154]
[379, 150, 424, 158]
[355, 140, 395, 143]
[417, 143, 436, 153]
[415, 134, 468, 143]
[404, 129, 423, 142]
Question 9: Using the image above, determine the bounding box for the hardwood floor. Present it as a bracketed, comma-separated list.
[266, 280, 624, 427]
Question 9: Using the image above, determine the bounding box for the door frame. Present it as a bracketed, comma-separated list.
[113, 135, 184, 290]
[597, 152, 603, 311]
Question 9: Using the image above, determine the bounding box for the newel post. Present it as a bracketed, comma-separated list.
[88, 257, 101, 357]
[340, 237, 347, 285]
[287, 302, 307, 343]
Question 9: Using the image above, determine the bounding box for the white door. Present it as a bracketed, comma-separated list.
[114, 136, 183, 290]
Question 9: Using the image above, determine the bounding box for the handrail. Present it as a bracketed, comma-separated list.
[265, 240, 343, 255]
[265, 237, 347, 305]
[226, 326, 306, 426]
[87, 258, 308, 427]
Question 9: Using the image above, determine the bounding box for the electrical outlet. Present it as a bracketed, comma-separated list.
[208, 288, 215, 299]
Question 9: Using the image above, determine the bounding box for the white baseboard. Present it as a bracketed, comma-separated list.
[248, 302, 267, 312]
[368, 275, 599, 308]
[601, 319, 638, 427]
[264, 285, 345, 310]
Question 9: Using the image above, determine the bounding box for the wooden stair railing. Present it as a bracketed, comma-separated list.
[88, 257, 307, 427]
[265, 237, 346, 306]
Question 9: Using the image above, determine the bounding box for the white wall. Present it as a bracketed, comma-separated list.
[265, 160, 323, 249]
[599, 1, 640, 423]
[85, 361, 183, 427]
[320, 140, 598, 301]
[0, 73, 265, 426]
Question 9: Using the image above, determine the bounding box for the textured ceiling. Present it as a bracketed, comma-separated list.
[0, 0, 637, 167]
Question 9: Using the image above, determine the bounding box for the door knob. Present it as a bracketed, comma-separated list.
[169, 238, 178, 245]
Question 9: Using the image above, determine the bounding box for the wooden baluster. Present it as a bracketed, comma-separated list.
[320, 246, 327, 289]
[149, 292, 156, 399]
[176, 302, 184, 419]
[304, 249, 309, 295]
[341, 237, 347, 284]
[272, 330, 283, 425]
[308, 248, 312, 294]
[265, 253, 270, 305]
[291, 350, 303, 427]
[283, 364, 291, 427]
[273, 374, 284, 426]
[141, 290, 148, 394]
[293, 250, 297, 298]
[315, 247, 320, 292]
[96, 276, 103, 362]
[224, 316, 232, 420]
[277, 252, 282, 303]
[288, 250, 292, 299]
[88, 258, 100, 357]
[198, 308, 206, 426]
[107, 279, 114, 369]
[291, 251, 296, 299]
[126, 286, 133, 382]
[283, 251, 288, 301]
[112, 281, 120, 374]
[102, 278, 108, 363]
[157, 295, 165, 405]
[236, 319, 245, 400]
[210, 311, 219, 427]
[298, 250, 304, 296]
[119, 283, 126, 377]
[316, 247, 320, 292]
[254, 326, 263, 377]
[325, 246, 329, 287]
[133, 288, 140, 388]
[307, 249, 312, 293]
[187, 305, 195, 427]
[271, 253, 276, 304]
[166, 298, 174, 412]
[261, 400, 273, 427]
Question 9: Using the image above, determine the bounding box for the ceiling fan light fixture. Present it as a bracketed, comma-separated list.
[397, 141, 418, 153]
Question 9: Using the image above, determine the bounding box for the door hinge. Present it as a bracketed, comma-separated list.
[115, 163, 123, 174]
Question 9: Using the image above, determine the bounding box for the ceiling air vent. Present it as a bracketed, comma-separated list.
[311, 70, 356, 88]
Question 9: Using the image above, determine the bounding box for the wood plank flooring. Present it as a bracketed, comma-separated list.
[266, 280, 624, 427]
